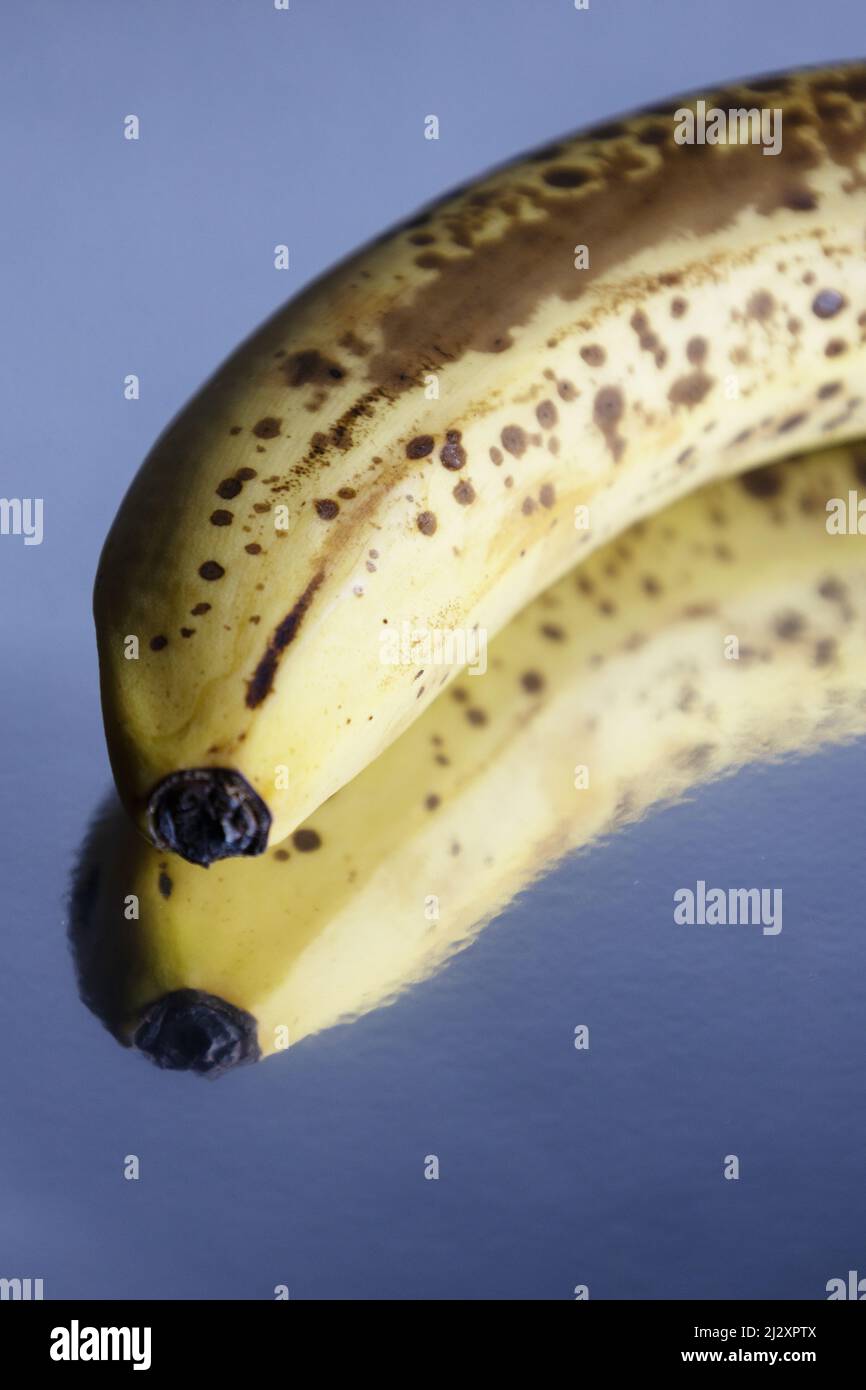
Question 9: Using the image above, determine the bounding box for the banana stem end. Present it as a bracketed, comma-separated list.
[146, 767, 271, 867]
[133, 990, 261, 1076]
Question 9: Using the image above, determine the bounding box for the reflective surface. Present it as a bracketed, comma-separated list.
[3, 690, 865, 1297]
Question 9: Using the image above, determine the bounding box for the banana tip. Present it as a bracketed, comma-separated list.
[146, 767, 271, 866]
[133, 989, 261, 1076]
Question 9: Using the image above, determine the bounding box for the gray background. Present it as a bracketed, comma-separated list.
[1, 0, 864, 1299]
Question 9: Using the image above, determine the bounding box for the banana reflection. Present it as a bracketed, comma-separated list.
[71, 443, 866, 1076]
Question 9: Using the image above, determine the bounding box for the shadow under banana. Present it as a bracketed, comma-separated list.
[70, 441, 866, 1076]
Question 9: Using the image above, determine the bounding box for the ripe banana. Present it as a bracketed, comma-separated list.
[77, 441, 866, 1073]
[94, 61, 866, 864]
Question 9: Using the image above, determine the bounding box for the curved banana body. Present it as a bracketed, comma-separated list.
[94, 62, 866, 862]
[77, 442, 866, 1072]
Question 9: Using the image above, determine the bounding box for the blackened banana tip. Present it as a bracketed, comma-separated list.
[146, 767, 271, 867]
[133, 990, 261, 1076]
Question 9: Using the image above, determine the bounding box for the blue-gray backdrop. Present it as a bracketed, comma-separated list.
[0, 0, 864, 1299]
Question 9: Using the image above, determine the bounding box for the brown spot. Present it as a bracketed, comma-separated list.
[466, 707, 488, 725]
[741, 463, 783, 498]
[812, 289, 846, 319]
[274, 848, 290, 861]
[593, 386, 626, 460]
[216, 477, 242, 500]
[783, 188, 818, 211]
[670, 297, 688, 318]
[686, 336, 708, 365]
[777, 413, 807, 434]
[540, 623, 565, 641]
[825, 339, 847, 357]
[521, 671, 545, 693]
[668, 372, 713, 409]
[314, 498, 339, 520]
[282, 349, 346, 388]
[245, 543, 262, 555]
[309, 421, 354, 456]
[630, 309, 667, 368]
[406, 434, 435, 458]
[730, 428, 754, 449]
[191, 602, 211, 616]
[557, 379, 578, 402]
[425, 794, 440, 811]
[677, 743, 716, 772]
[639, 123, 669, 146]
[293, 828, 322, 851]
[642, 575, 661, 596]
[338, 330, 371, 357]
[453, 480, 476, 505]
[536, 399, 558, 429]
[775, 611, 805, 640]
[337, 486, 357, 499]
[539, 483, 556, 508]
[817, 575, 845, 603]
[591, 121, 626, 140]
[521, 496, 536, 516]
[747, 290, 774, 321]
[246, 570, 326, 708]
[414, 251, 445, 271]
[210, 509, 233, 526]
[813, 637, 837, 667]
[817, 382, 842, 399]
[501, 424, 528, 458]
[543, 166, 590, 188]
[180, 627, 195, 638]
[580, 345, 606, 366]
[252, 417, 282, 439]
[440, 429, 467, 470]
[149, 635, 168, 652]
[489, 445, 503, 465]
[199, 561, 225, 581]
[228, 425, 242, 435]
[158, 870, 173, 899]
[594, 385, 623, 423]
[843, 71, 866, 99]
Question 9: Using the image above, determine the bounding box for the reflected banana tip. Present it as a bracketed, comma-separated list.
[146, 767, 271, 867]
[133, 989, 261, 1077]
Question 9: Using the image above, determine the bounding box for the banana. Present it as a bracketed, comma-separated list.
[77, 441, 866, 1073]
[94, 61, 866, 864]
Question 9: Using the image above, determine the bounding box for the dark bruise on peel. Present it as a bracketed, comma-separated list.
[358, 66, 866, 401]
[246, 570, 326, 709]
